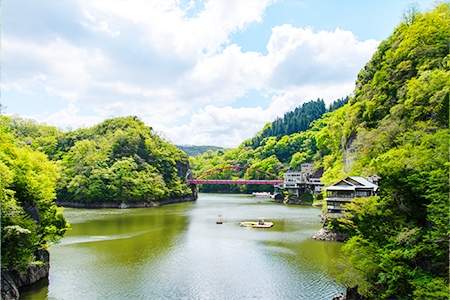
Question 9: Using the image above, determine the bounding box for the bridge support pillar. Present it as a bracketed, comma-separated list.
[190, 184, 198, 200]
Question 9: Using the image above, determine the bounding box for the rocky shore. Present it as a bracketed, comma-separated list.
[332, 287, 366, 300]
[56, 195, 196, 208]
[1, 250, 50, 300]
[312, 228, 347, 242]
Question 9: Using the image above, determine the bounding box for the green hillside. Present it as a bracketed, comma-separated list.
[190, 98, 347, 192]
[245, 97, 347, 148]
[191, 4, 450, 298]
[0, 117, 67, 271]
[3, 116, 193, 205]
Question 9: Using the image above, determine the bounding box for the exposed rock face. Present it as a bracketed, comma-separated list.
[1, 249, 50, 300]
[176, 160, 190, 179]
[1, 272, 19, 300]
[312, 228, 347, 242]
[343, 133, 357, 173]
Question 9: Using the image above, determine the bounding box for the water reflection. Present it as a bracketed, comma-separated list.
[22, 194, 344, 300]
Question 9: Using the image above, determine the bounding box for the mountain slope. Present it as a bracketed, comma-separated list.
[190, 98, 348, 192]
[191, 4, 449, 297]
[244, 97, 347, 148]
[4, 116, 194, 206]
[56, 116, 193, 205]
[320, 5, 449, 298]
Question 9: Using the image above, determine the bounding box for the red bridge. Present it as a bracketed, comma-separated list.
[187, 179, 283, 185]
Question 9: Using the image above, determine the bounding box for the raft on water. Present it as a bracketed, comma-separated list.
[216, 214, 224, 224]
[240, 218, 273, 228]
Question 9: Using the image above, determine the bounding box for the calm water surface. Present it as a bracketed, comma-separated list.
[22, 193, 344, 300]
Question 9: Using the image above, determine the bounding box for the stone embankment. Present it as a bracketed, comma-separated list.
[56, 195, 196, 208]
[1, 250, 49, 300]
[312, 228, 347, 242]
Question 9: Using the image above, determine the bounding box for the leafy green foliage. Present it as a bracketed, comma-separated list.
[331, 5, 450, 298]
[191, 4, 449, 298]
[191, 99, 342, 192]
[57, 116, 191, 203]
[0, 116, 67, 270]
[244, 98, 347, 148]
[1, 115, 192, 272]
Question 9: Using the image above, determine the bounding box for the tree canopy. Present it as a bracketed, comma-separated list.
[191, 4, 450, 298]
[0, 116, 67, 270]
[56, 116, 192, 204]
[191, 98, 346, 193]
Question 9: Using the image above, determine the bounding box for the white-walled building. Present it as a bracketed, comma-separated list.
[325, 176, 378, 215]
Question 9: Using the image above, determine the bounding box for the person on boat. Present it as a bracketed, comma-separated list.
[258, 218, 265, 225]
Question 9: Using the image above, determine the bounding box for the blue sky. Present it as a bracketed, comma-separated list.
[1, 0, 437, 146]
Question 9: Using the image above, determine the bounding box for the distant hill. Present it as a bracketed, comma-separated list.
[177, 145, 225, 156]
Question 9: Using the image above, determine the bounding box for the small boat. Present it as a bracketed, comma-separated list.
[240, 218, 273, 228]
[216, 215, 223, 224]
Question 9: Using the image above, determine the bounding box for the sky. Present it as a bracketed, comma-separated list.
[1, 0, 438, 147]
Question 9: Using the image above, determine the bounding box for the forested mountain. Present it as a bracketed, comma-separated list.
[245, 97, 348, 148]
[59, 117, 192, 205]
[191, 4, 449, 298]
[1, 4, 448, 299]
[190, 98, 347, 193]
[324, 6, 449, 298]
[1, 115, 194, 297]
[2, 116, 193, 206]
[177, 145, 225, 156]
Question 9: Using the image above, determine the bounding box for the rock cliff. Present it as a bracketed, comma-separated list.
[1, 249, 50, 300]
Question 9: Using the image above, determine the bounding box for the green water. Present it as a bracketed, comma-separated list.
[22, 193, 344, 300]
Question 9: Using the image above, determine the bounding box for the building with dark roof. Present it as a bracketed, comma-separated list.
[325, 176, 379, 215]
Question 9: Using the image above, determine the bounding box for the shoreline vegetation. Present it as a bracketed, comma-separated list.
[190, 5, 450, 299]
[1, 4, 449, 300]
[0, 115, 195, 299]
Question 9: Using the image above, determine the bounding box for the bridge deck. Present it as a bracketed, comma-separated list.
[188, 179, 283, 185]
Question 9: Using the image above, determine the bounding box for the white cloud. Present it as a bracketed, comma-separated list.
[166, 105, 270, 146]
[185, 44, 270, 104]
[2, 36, 110, 101]
[267, 25, 379, 87]
[166, 82, 356, 147]
[84, 0, 273, 57]
[38, 102, 101, 130]
[2, 0, 379, 147]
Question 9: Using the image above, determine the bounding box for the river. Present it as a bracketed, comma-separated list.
[22, 193, 344, 300]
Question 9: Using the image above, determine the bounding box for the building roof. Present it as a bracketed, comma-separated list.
[325, 176, 378, 191]
[348, 176, 378, 189]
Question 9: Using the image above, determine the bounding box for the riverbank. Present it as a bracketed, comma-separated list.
[312, 228, 347, 242]
[56, 195, 196, 208]
[1, 250, 49, 300]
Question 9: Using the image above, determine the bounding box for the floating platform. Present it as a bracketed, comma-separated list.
[240, 221, 274, 228]
[216, 215, 223, 224]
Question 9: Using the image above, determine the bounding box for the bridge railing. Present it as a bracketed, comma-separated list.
[187, 179, 283, 185]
